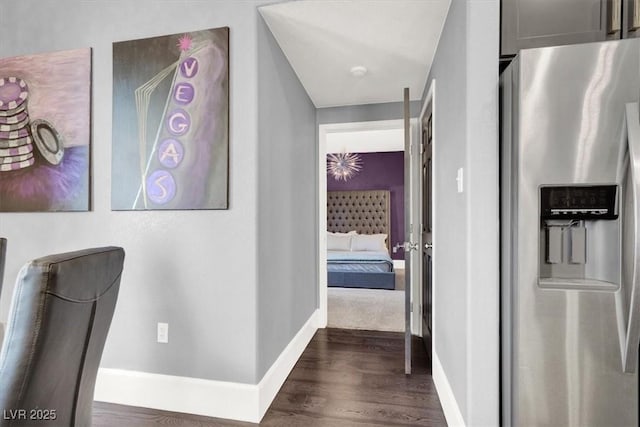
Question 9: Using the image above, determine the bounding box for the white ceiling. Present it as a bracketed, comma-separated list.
[259, 0, 451, 108]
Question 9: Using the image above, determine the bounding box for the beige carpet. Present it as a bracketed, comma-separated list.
[395, 268, 405, 291]
[328, 287, 405, 332]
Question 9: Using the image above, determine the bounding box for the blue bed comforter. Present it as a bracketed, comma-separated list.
[327, 250, 394, 273]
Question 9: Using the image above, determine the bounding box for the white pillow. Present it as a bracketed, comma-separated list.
[351, 233, 387, 252]
[327, 230, 357, 236]
[327, 233, 353, 251]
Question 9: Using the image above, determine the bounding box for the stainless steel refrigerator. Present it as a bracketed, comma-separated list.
[501, 39, 640, 426]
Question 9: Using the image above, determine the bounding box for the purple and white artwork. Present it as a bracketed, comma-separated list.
[0, 48, 91, 212]
[112, 27, 229, 210]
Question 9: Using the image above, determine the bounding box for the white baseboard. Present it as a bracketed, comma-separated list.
[95, 309, 320, 424]
[257, 309, 320, 419]
[94, 368, 259, 422]
[393, 259, 405, 269]
[433, 350, 466, 427]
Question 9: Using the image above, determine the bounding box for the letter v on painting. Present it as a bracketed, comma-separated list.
[111, 27, 229, 210]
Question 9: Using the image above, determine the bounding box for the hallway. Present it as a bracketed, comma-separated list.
[93, 328, 446, 426]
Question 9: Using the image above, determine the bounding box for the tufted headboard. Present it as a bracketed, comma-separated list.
[327, 190, 391, 248]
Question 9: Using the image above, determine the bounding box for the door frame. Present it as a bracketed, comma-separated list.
[417, 80, 436, 351]
[318, 118, 419, 332]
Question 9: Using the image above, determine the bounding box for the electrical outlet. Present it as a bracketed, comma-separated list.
[157, 322, 169, 343]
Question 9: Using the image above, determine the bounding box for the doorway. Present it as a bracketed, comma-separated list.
[318, 119, 420, 333]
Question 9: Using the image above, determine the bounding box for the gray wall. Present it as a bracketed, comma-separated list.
[0, 0, 314, 386]
[426, 0, 469, 415]
[424, 0, 499, 424]
[256, 16, 317, 379]
[317, 100, 422, 124]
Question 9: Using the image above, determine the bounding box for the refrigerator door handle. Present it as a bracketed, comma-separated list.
[620, 103, 640, 373]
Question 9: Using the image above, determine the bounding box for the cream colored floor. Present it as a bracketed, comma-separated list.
[327, 269, 405, 332]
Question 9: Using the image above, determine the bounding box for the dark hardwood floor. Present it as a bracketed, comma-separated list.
[93, 328, 447, 426]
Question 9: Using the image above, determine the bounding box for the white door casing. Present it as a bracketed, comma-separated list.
[317, 118, 419, 332]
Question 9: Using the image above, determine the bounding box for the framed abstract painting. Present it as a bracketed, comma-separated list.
[112, 27, 229, 210]
[0, 48, 91, 212]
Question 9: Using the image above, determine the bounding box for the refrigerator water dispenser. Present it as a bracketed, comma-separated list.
[539, 185, 620, 290]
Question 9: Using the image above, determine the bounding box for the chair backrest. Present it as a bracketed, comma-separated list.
[0, 238, 7, 347]
[0, 238, 6, 296]
[0, 247, 125, 427]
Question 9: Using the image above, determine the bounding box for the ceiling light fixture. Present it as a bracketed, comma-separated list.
[327, 152, 362, 181]
[350, 65, 367, 77]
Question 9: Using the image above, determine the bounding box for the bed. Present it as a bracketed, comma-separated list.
[327, 190, 396, 290]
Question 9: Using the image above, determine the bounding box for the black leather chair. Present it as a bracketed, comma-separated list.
[0, 238, 6, 293]
[0, 238, 6, 346]
[0, 247, 125, 426]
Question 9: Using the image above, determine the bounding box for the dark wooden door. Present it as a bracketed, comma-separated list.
[403, 88, 412, 375]
[421, 111, 433, 362]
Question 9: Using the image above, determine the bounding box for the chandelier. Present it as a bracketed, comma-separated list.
[327, 152, 362, 181]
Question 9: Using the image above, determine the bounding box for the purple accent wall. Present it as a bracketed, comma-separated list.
[327, 151, 404, 259]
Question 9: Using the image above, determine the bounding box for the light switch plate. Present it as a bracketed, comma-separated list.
[456, 168, 464, 193]
[157, 322, 169, 343]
